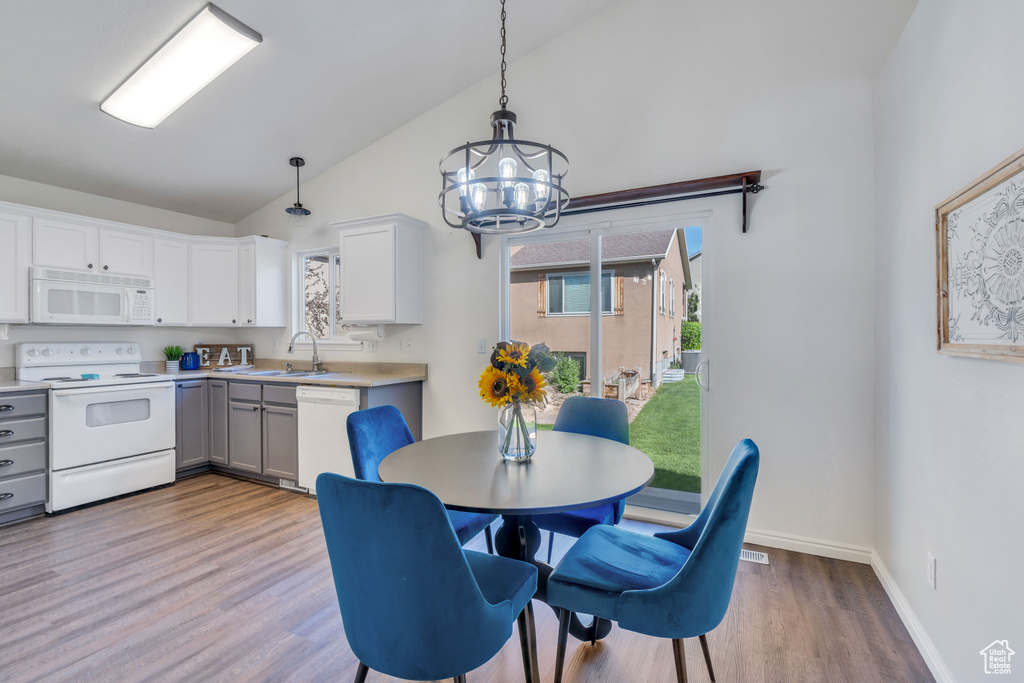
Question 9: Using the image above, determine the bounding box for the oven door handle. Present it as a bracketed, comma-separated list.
[52, 383, 174, 398]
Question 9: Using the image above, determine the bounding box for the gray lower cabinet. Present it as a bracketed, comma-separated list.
[208, 379, 229, 465]
[175, 380, 209, 470]
[228, 399, 263, 474]
[0, 391, 48, 524]
[226, 381, 298, 480]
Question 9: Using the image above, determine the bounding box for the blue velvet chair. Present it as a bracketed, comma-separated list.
[547, 439, 760, 683]
[316, 473, 539, 683]
[347, 405, 498, 552]
[531, 396, 630, 562]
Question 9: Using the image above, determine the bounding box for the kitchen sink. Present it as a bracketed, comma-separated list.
[240, 370, 287, 376]
[279, 370, 331, 377]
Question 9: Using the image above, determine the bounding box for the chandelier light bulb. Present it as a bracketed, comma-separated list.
[532, 169, 550, 202]
[470, 183, 488, 211]
[514, 183, 530, 210]
[457, 167, 474, 197]
[498, 157, 517, 188]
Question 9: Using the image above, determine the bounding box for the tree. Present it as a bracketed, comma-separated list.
[687, 285, 701, 322]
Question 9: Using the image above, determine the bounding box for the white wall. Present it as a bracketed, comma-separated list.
[873, 0, 1024, 679]
[0, 176, 238, 369]
[236, 0, 880, 552]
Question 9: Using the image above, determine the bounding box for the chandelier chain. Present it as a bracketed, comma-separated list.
[499, 0, 508, 108]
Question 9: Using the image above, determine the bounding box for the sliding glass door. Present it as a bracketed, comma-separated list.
[501, 211, 709, 514]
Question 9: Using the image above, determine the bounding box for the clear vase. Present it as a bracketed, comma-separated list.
[498, 401, 537, 462]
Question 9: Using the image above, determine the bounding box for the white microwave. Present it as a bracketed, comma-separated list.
[30, 268, 155, 325]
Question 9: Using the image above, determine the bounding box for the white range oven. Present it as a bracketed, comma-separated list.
[16, 342, 175, 512]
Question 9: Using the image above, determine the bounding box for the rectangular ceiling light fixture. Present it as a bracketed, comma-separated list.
[100, 4, 261, 128]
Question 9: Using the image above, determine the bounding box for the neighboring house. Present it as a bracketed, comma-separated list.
[510, 228, 690, 385]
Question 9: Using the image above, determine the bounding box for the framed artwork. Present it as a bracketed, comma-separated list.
[937, 147, 1024, 361]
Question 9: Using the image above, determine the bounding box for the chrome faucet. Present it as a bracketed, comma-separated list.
[287, 331, 323, 372]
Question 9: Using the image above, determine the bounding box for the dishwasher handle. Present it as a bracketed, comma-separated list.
[295, 386, 360, 407]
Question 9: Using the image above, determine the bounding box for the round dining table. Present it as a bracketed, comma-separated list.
[379, 429, 654, 642]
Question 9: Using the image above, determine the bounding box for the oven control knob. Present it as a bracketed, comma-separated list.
[116, 347, 125, 355]
[27, 348, 38, 357]
[80, 347, 92, 357]
[41, 348, 53, 357]
[127, 347, 136, 355]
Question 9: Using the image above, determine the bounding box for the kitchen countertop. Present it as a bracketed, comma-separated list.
[0, 380, 50, 394]
[161, 362, 427, 388]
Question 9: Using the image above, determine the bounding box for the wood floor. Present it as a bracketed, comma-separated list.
[0, 474, 933, 682]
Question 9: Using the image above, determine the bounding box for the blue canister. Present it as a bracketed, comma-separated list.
[180, 351, 201, 371]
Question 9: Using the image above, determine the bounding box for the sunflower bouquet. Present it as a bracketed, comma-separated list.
[479, 341, 556, 461]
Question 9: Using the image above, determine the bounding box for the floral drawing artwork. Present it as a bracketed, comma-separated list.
[947, 178, 1024, 344]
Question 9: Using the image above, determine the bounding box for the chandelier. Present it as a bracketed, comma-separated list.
[439, 0, 569, 235]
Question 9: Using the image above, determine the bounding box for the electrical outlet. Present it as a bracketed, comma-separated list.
[478, 338, 487, 354]
[398, 338, 414, 353]
[927, 552, 936, 590]
[273, 339, 280, 351]
[364, 340, 377, 353]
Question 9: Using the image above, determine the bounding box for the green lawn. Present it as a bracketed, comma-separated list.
[631, 377, 701, 493]
[537, 377, 701, 493]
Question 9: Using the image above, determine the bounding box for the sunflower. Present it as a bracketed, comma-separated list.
[496, 341, 530, 368]
[479, 366, 513, 407]
[521, 367, 548, 404]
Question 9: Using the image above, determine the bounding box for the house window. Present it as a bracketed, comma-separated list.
[298, 249, 349, 341]
[670, 279, 675, 318]
[547, 270, 614, 315]
[659, 270, 666, 315]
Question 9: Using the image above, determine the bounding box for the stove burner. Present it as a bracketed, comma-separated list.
[114, 373, 158, 378]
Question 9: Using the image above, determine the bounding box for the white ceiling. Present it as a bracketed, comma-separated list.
[0, 0, 619, 223]
[0, 0, 916, 225]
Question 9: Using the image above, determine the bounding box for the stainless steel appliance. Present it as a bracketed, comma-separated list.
[16, 342, 175, 512]
[30, 268, 155, 325]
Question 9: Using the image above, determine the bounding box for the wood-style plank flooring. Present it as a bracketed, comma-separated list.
[0, 474, 933, 682]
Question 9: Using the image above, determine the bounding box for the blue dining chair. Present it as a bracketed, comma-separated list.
[347, 405, 499, 552]
[547, 439, 760, 683]
[316, 473, 540, 683]
[531, 396, 630, 562]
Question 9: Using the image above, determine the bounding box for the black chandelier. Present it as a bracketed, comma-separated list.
[439, 0, 569, 235]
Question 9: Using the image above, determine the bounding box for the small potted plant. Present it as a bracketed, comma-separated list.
[162, 345, 185, 373]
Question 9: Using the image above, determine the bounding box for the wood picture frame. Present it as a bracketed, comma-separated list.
[936, 146, 1024, 362]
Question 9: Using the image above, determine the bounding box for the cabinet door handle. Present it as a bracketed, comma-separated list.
[103, 265, 109, 270]
[232, 319, 237, 324]
[87, 263, 93, 269]
[252, 405, 259, 411]
[157, 318, 162, 323]
[0, 430, 13, 437]
[0, 493, 13, 500]
[247, 319, 252, 324]
[0, 460, 13, 467]
[0, 405, 13, 412]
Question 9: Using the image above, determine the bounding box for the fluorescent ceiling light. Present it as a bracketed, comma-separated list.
[101, 4, 261, 128]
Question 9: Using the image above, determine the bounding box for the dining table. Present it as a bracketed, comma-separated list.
[379, 428, 655, 642]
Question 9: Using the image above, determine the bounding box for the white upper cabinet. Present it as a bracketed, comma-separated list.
[0, 211, 31, 323]
[189, 243, 239, 326]
[98, 229, 153, 276]
[32, 219, 153, 277]
[333, 213, 424, 325]
[237, 238, 287, 327]
[32, 219, 99, 272]
[153, 238, 189, 326]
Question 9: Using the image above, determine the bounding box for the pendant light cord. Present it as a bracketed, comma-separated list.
[499, 0, 508, 108]
[295, 162, 301, 205]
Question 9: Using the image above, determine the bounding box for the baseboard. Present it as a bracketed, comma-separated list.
[870, 551, 955, 683]
[743, 526, 874, 564]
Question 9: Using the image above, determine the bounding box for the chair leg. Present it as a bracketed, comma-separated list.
[353, 661, 369, 683]
[554, 608, 571, 683]
[515, 601, 540, 683]
[672, 638, 688, 683]
[699, 634, 715, 682]
[454, 676, 467, 683]
[484, 524, 494, 554]
[547, 530, 555, 563]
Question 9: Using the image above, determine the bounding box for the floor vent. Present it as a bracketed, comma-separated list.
[740, 549, 769, 565]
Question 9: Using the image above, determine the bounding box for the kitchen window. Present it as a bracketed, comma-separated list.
[547, 270, 614, 315]
[297, 249, 353, 343]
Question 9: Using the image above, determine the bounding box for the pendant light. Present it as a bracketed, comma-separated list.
[439, 0, 569, 234]
[286, 157, 311, 227]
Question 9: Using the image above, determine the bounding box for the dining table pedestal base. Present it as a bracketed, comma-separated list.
[494, 514, 613, 643]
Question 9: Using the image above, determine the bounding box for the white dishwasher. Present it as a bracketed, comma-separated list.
[296, 386, 361, 492]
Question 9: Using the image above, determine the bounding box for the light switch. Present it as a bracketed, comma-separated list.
[478, 338, 487, 354]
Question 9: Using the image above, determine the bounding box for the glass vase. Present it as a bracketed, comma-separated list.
[498, 401, 537, 462]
